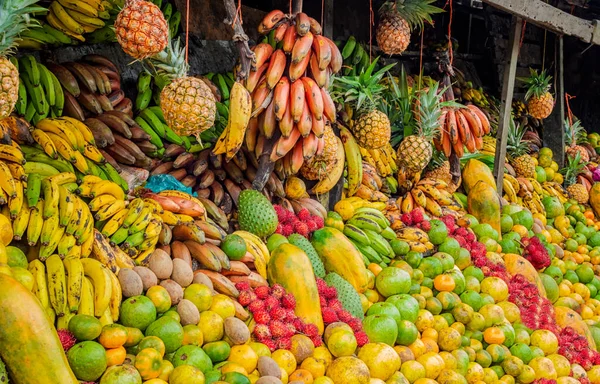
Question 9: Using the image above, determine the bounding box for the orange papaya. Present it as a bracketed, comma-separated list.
[503, 253, 546, 297]
[0, 273, 78, 383]
[311, 227, 370, 293]
[462, 159, 496, 194]
[554, 306, 596, 350]
[267, 243, 324, 333]
[467, 180, 502, 238]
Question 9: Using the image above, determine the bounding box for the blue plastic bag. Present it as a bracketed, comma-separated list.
[144, 174, 196, 196]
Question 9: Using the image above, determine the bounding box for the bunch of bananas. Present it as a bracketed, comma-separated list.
[150, 147, 287, 218]
[393, 179, 463, 219]
[502, 174, 547, 215]
[340, 36, 371, 76]
[512, 100, 528, 119]
[29, 256, 121, 329]
[17, 22, 76, 50]
[541, 181, 570, 204]
[359, 143, 398, 178]
[203, 71, 236, 140]
[480, 135, 497, 157]
[342, 207, 403, 267]
[45, 0, 118, 43]
[348, 163, 394, 203]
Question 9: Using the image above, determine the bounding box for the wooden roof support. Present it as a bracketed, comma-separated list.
[483, 0, 600, 45]
[544, 36, 566, 168]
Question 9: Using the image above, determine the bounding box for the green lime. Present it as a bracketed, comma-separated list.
[67, 341, 107, 381]
[221, 371, 251, 384]
[375, 267, 411, 297]
[6, 246, 27, 268]
[589, 232, 600, 247]
[576, 265, 595, 284]
[390, 239, 410, 256]
[438, 237, 461, 259]
[503, 231, 521, 243]
[221, 234, 247, 260]
[500, 215, 514, 234]
[418, 257, 443, 279]
[479, 236, 499, 252]
[499, 239, 519, 254]
[386, 294, 419, 323]
[362, 314, 398, 346]
[460, 290, 483, 312]
[99, 364, 142, 384]
[184, 284, 214, 313]
[396, 320, 418, 346]
[266, 234, 288, 253]
[172, 345, 213, 373]
[428, 220, 448, 245]
[145, 317, 184, 354]
[535, 166, 547, 183]
[544, 266, 563, 283]
[564, 270, 579, 284]
[511, 211, 534, 230]
[68, 314, 103, 341]
[463, 266, 485, 282]
[204, 370, 222, 384]
[367, 302, 402, 324]
[433, 252, 455, 271]
[120, 295, 157, 331]
[472, 223, 499, 242]
[202, 341, 231, 363]
[138, 336, 166, 357]
[454, 248, 472, 270]
[404, 251, 423, 268]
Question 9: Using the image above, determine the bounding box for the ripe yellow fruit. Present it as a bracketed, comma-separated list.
[530, 329, 559, 355]
[357, 343, 400, 380]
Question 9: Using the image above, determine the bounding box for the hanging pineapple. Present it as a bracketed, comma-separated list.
[397, 82, 443, 174]
[561, 153, 589, 204]
[114, 0, 169, 59]
[334, 58, 395, 149]
[506, 118, 536, 178]
[0, 0, 44, 119]
[564, 118, 590, 163]
[147, 39, 216, 137]
[520, 69, 554, 120]
[376, 0, 443, 55]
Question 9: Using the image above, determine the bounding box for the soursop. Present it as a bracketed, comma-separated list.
[237, 190, 278, 237]
[288, 233, 326, 278]
[324, 272, 364, 319]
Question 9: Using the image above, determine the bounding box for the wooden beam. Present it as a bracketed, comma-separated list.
[494, 16, 523, 192]
[483, 0, 600, 45]
[323, 0, 334, 38]
[544, 36, 565, 167]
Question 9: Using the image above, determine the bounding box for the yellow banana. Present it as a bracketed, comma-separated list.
[81, 229, 94, 258]
[46, 254, 68, 316]
[58, 186, 75, 227]
[78, 276, 95, 316]
[12, 200, 30, 241]
[158, 210, 179, 226]
[212, 82, 252, 161]
[90, 180, 125, 200]
[36, 118, 78, 149]
[503, 179, 518, 203]
[66, 244, 82, 259]
[28, 259, 50, 308]
[91, 229, 118, 272]
[311, 137, 345, 195]
[424, 197, 443, 217]
[339, 126, 362, 197]
[107, 269, 121, 322]
[234, 230, 270, 264]
[101, 207, 129, 237]
[60, 117, 96, 146]
[83, 144, 105, 163]
[128, 206, 152, 234]
[63, 257, 83, 312]
[81, 258, 112, 317]
[410, 188, 427, 208]
[47, 172, 77, 186]
[8, 179, 23, 219]
[94, 199, 126, 221]
[0, 144, 25, 164]
[49, 1, 85, 35]
[32, 129, 59, 159]
[27, 200, 44, 246]
[0, 161, 16, 198]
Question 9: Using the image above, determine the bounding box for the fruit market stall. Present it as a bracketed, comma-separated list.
[5, 0, 600, 383]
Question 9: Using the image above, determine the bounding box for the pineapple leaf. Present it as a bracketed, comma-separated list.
[382, 0, 444, 31]
[517, 68, 552, 99]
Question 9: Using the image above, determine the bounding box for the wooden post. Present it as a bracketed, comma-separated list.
[544, 36, 565, 167]
[494, 16, 523, 193]
[323, 0, 334, 39]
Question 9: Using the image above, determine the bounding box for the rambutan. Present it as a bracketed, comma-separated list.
[297, 208, 311, 221]
[306, 220, 318, 232]
[292, 318, 306, 332]
[311, 335, 323, 347]
[322, 286, 338, 300]
[316, 278, 328, 292]
[270, 284, 286, 299]
[248, 300, 265, 313]
[238, 290, 253, 306]
[348, 318, 363, 332]
[411, 208, 424, 224]
[277, 337, 292, 350]
[284, 324, 297, 338]
[274, 204, 287, 219]
[234, 282, 251, 292]
[253, 310, 271, 324]
[281, 224, 295, 236]
[294, 221, 310, 237]
[57, 329, 76, 351]
[319, 296, 327, 307]
[270, 307, 287, 321]
[282, 293, 296, 309]
[264, 296, 281, 311]
[418, 220, 431, 231]
[270, 321, 288, 338]
[254, 324, 271, 339]
[312, 215, 324, 228]
[328, 299, 343, 312]
[263, 339, 277, 352]
[337, 310, 353, 323]
[303, 323, 319, 338]
[275, 223, 284, 234]
[322, 308, 338, 324]
[254, 286, 270, 299]
[401, 213, 413, 226]
[355, 331, 369, 347]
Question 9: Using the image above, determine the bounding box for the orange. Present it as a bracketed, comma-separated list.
[146, 286, 172, 313]
[421, 328, 438, 342]
[98, 324, 128, 349]
[135, 348, 162, 380]
[228, 344, 258, 374]
[158, 360, 174, 381]
[289, 369, 314, 383]
[301, 357, 327, 378]
[394, 346, 415, 363]
[210, 294, 236, 319]
[434, 275, 456, 292]
[220, 362, 248, 375]
[364, 289, 380, 303]
[105, 346, 126, 367]
[437, 328, 462, 352]
[368, 263, 383, 276]
[408, 339, 427, 359]
[138, 336, 166, 357]
[416, 352, 445, 380]
[273, 349, 298, 375]
[182, 324, 203, 346]
[421, 337, 439, 354]
[483, 327, 505, 345]
[124, 327, 143, 347]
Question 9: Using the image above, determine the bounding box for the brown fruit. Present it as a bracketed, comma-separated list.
[192, 272, 214, 291]
[289, 334, 314, 363]
[118, 269, 144, 297]
[223, 317, 250, 345]
[257, 356, 282, 378]
[171, 259, 194, 288]
[177, 299, 200, 326]
[148, 249, 173, 280]
[159, 279, 184, 305]
[256, 377, 283, 384]
[133, 266, 158, 291]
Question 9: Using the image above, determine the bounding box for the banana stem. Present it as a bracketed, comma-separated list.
[223, 0, 255, 82]
[293, 0, 303, 14]
[253, 136, 278, 191]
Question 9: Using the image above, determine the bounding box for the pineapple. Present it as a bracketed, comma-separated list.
[520, 69, 554, 120]
[334, 58, 395, 149]
[115, 0, 169, 60]
[376, 0, 443, 55]
[506, 118, 535, 178]
[300, 123, 339, 180]
[564, 118, 590, 163]
[561, 153, 589, 204]
[0, 0, 43, 119]
[147, 39, 216, 137]
[424, 150, 459, 191]
[397, 82, 443, 173]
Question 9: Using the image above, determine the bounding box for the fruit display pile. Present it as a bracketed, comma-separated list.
[5, 0, 600, 383]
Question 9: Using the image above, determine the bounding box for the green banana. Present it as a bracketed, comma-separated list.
[347, 216, 382, 233]
[19, 55, 40, 86]
[137, 71, 152, 93]
[23, 162, 60, 177]
[341, 36, 357, 59]
[16, 81, 27, 116]
[169, 10, 181, 37]
[134, 116, 164, 149]
[162, 123, 183, 145]
[20, 29, 56, 45]
[139, 108, 166, 138]
[162, 2, 172, 22]
[135, 87, 152, 111]
[215, 74, 229, 101]
[26, 173, 42, 208]
[49, 70, 64, 116]
[364, 229, 394, 258]
[110, 226, 129, 245]
[37, 64, 56, 107]
[21, 72, 47, 115]
[41, 23, 72, 44]
[343, 224, 371, 246]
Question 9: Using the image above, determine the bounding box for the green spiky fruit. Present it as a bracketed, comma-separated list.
[237, 190, 278, 237]
[324, 272, 364, 319]
[288, 233, 326, 278]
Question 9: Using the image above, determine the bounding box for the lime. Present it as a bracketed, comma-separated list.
[535, 166, 547, 183]
[463, 266, 484, 282]
[145, 317, 184, 354]
[99, 364, 142, 384]
[454, 248, 472, 270]
[120, 296, 157, 331]
[67, 341, 108, 381]
[438, 238, 461, 259]
[541, 196, 564, 219]
[221, 371, 251, 384]
[511, 211, 534, 230]
[472, 223, 499, 242]
[367, 302, 402, 325]
[564, 270, 579, 284]
[184, 284, 213, 312]
[362, 314, 398, 346]
[203, 341, 231, 363]
[589, 232, 600, 247]
[396, 320, 419, 346]
[172, 345, 213, 373]
[499, 239, 519, 254]
[544, 266, 563, 283]
[405, 251, 423, 268]
[576, 265, 595, 284]
[418, 257, 443, 279]
[433, 252, 455, 271]
[460, 290, 483, 312]
[391, 239, 410, 256]
[428, 220, 448, 245]
[169, 365, 207, 384]
[500, 215, 514, 234]
[386, 294, 419, 323]
[266, 234, 288, 253]
[375, 267, 411, 297]
[503, 232, 521, 243]
[69, 314, 103, 341]
[221, 234, 247, 260]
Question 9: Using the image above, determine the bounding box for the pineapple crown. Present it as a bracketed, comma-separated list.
[144, 37, 188, 89]
[380, 0, 444, 31]
[413, 80, 445, 140]
[518, 68, 552, 100]
[505, 118, 530, 159]
[333, 57, 396, 114]
[560, 152, 586, 187]
[0, 0, 46, 56]
[564, 118, 587, 147]
[381, 65, 415, 147]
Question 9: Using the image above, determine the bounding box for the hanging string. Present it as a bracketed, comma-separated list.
[565, 93, 575, 126]
[321, 0, 324, 27]
[419, 29, 424, 76]
[541, 29, 547, 71]
[369, 0, 374, 62]
[231, 0, 243, 31]
[447, 0, 453, 65]
[289, 0, 293, 15]
[519, 20, 526, 51]
[185, 0, 189, 63]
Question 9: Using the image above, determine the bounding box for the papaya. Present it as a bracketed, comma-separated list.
[503, 253, 546, 297]
[590, 182, 600, 218]
[0, 273, 78, 383]
[554, 306, 596, 350]
[467, 180, 502, 238]
[462, 159, 496, 194]
[267, 243, 324, 334]
[311, 227, 370, 293]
